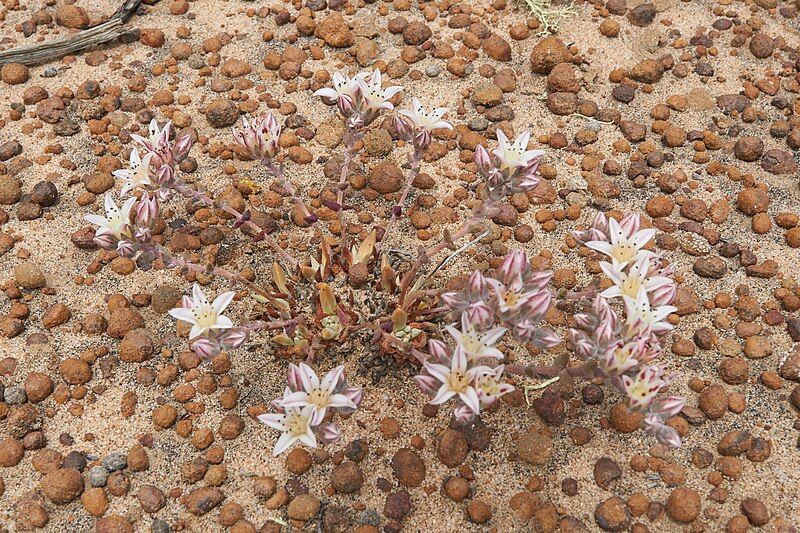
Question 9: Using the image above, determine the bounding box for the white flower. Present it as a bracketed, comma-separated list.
[131, 118, 171, 151]
[423, 343, 482, 415]
[168, 283, 235, 340]
[599, 254, 674, 300]
[313, 71, 362, 102]
[356, 69, 403, 112]
[84, 193, 136, 240]
[278, 363, 357, 417]
[444, 316, 505, 363]
[258, 405, 323, 456]
[474, 365, 514, 408]
[399, 98, 453, 131]
[623, 287, 677, 337]
[232, 113, 281, 160]
[586, 217, 656, 269]
[622, 365, 672, 411]
[493, 130, 544, 171]
[113, 148, 155, 196]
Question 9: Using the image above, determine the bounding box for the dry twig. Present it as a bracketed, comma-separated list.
[0, 0, 143, 66]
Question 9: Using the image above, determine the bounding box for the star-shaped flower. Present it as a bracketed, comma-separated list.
[599, 254, 674, 300]
[84, 193, 136, 240]
[258, 405, 323, 456]
[113, 148, 155, 196]
[356, 69, 403, 112]
[493, 130, 544, 171]
[277, 363, 359, 417]
[168, 283, 235, 340]
[586, 217, 656, 269]
[398, 98, 453, 131]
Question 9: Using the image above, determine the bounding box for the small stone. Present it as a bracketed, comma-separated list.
[741, 498, 769, 526]
[749, 33, 775, 58]
[287, 493, 320, 521]
[331, 461, 364, 494]
[630, 59, 663, 84]
[472, 82, 503, 107]
[483, 35, 512, 61]
[185, 487, 224, 515]
[761, 149, 797, 175]
[733, 136, 764, 162]
[60, 358, 92, 385]
[286, 448, 312, 475]
[315, 13, 354, 48]
[384, 490, 411, 520]
[96, 515, 133, 533]
[718, 430, 752, 456]
[55, 5, 90, 28]
[42, 303, 70, 328]
[693, 257, 726, 279]
[81, 487, 109, 517]
[368, 163, 403, 194]
[609, 403, 644, 433]
[14, 262, 46, 289]
[391, 448, 425, 487]
[666, 487, 701, 523]
[444, 476, 470, 501]
[595, 497, 631, 531]
[88, 466, 110, 487]
[138, 485, 166, 513]
[24, 372, 53, 403]
[698, 384, 728, 419]
[436, 429, 468, 467]
[0, 437, 24, 467]
[1, 63, 29, 85]
[530, 36, 570, 74]
[593, 457, 622, 490]
[42, 468, 84, 504]
[102, 452, 127, 472]
[628, 4, 657, 26]
[205, 99, 239, 128]
[516, 429, 553, 465]
[467, 500, 492, 523]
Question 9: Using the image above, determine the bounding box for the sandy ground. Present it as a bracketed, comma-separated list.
[1, 0, 800, 531]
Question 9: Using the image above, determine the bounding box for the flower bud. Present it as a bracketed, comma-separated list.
[452, 404, 476, 424]
[414, 374, 439, 396]
[474, 145, 491, 172]
[317, 422, 342, 444]
[116, 239, 136, 258]
[136, 194, 159, 227]
[93, 232, 118, 250]
[192, 338, 218, 359]
[173, 133, 193, 162]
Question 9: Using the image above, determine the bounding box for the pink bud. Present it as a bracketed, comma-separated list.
[497, 249, 528, 284]
[136, 194, 159, 227]
[116, 239, 135, 258]
[181, 295, 194, 308]
[392, 115, 411, 139]
[413, 129, 431, 151]
[619, 213, 641, 236]
[192, 338, 218, 359]
[427, 339, 451, 364]
[466, 271, 487, 299]
[474, 145, 491, 172]
[342, 387, 363, 408]
[649, 281, 677, 307]
[221, 328, 247, 349]
[93, 232, 118, 250]
[287, 364, 304, 392]
[337, 95, 355, 117]
[414, 374, 439, 396]
[173, 133, 193, 162]
[156, 164, 174, 187]
[464, 302, 493, 330]
[317, 422, 342, 444]
[452, 404, 476, 424]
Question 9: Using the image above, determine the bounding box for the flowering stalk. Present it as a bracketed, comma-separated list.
[399, 131, 543, 306]
[415, 250, 557, 423]
[569, 212, 684, 447]
[378, 99, 453, 254]
[259, 364, 362, 455]
[232, 113, 317, 225]
[314, 70, 402, 248]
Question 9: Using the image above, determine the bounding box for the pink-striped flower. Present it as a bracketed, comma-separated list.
[622, 365, 673, 411]
[423, 343, 482, 416]
[278, 363, 360, 417]
[586, 216, 656, 269]
[168, 283, 235, 340]
[258, 405, 323, 456]
[474, 365, 514, 409]
[599, 254, 674, 300]
[441, 271, 494, 329]
[444, 315, 506, 363]
[642, 414, 682, 448]
[232, 113, 281, 161]
[623, 287, 677, 337]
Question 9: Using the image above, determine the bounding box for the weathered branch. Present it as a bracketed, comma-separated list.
[0, 0, 143, 67]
